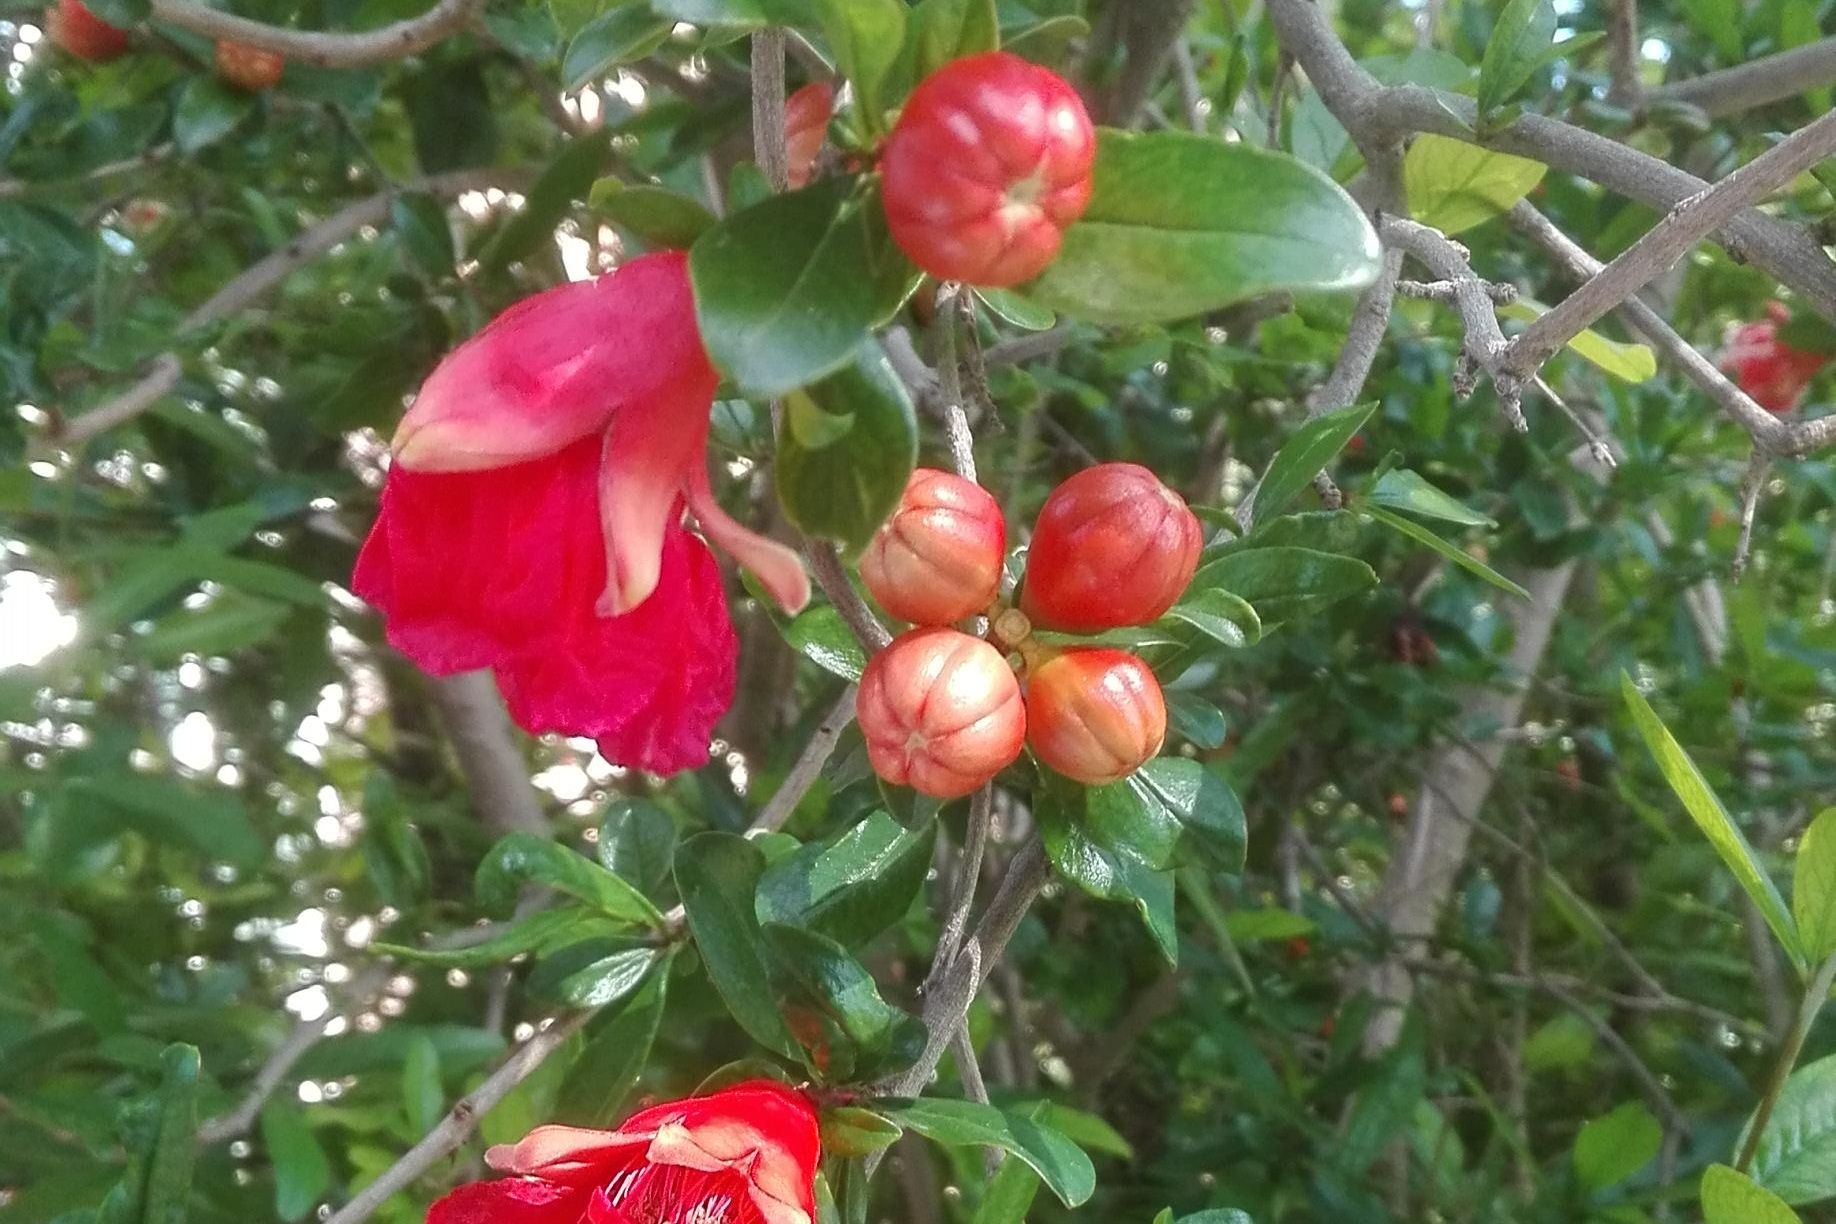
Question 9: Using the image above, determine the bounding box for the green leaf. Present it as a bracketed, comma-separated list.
[784, 604, 868, 681]
[1743, 1053, 1836, 1204]
[1574, 1101, 1661, 1193]
[971, 1157, 1041, 1224]
[1340, 1030, 1426, 1175]
[1249, 403, 1375, 525]
[1477, 0, 1557, 115]
[402, 1036, 444, 1136]
[82, 0, 145, 23]
[392, 193, 457, 278]
[912, 0, 999, 80]
[174, 79, 253, 155]
[1223, 907, 1315, 942]
[1499, 299, 1657, 383]
[1363, 505, 1528, 598]
[1368, 469, 1494, 527]
[974, 286, 1055, 331]
[67, 776, 264, 868]
[1678, 0, 1743, 62]
[480, 135, 606, 272]
[691, 180, 918, 396]
[777, 342, 919, 553]
[555, 960, 670, 1126]
[675, 832, 800, 1059]
[1798, 810, 1836, 963]
[552, 946, 658, 1008]
[817, 0, 906, 128]
[1162, 587, 1261, 649]
[259, 1101, 331, 1222]
[142, 1044, 200, 1224]
[821, 1106, 904, 1158]
[1001, 14, 1088, 62]
[1702, 1165, 1802, 1224]
[1164, 692, 1227, 750]
[134, 591, 291, 662]
[757, 810, 936, 947]
[1125, 759, 1247, 873]
[1039, 794, 1178, 964]
[373, 908, 629, 968]
[1622, 675, 1804, 967]
[1191, 546, 1378, 628]
[477, 833, 665, 928]
[599, 798, 677, 898]
[765, 923, 916, 1079]
[1402, 135, 1546, 235]
[563, 7, 673, 91]
[1026, 129, 1380, 325]
[878, 1098, 1096, 1207]
[590, 181, 717, 250]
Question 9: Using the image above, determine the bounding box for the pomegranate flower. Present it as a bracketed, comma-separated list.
[1720, 300, 1828, 414]
[354, 251, 809, 774]
[428, 1081, 821, 1224]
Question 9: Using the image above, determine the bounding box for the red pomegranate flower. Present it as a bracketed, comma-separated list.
[1720, 301, 1828, 414]
[354, 252, 809, 774]
[429, 1081, 820, 1224]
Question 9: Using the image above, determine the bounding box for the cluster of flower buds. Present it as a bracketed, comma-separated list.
[855, 463, 1201, 797]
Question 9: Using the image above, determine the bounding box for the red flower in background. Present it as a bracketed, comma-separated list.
[1720, 300, 1828, 413]
[354, 252, 809, 774]
[429, 1081, 821, 1224]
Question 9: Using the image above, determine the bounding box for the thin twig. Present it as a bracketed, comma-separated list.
[1651, 35, 1836, 119]
[324, 1013, 592, 1224]
[755, 686, 858, 833]
[933, 787, 993, 977]
[148, 0, 481, 67]
[751, 30, 789, 193]
[1733, 452, 1771, 581]
[197, 1013, 338, 1144]
[808, 544, 892, 652]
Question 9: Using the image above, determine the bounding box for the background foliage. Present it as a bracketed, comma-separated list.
[4, 0, 1836, 1222]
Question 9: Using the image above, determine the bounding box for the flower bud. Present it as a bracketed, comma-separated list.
[784, 81, 834, 190]
[215, 39, 284, 91]
[46, 0, 130, 61]
[857, 627, 1024, 798]
[1024, 648, 1165, 785]
[859, 468, 1005, 626]
[1720, 301, 1828, 414]
[1020, 463, 1201, 632]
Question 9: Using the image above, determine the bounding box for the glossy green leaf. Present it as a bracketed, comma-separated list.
[1743, 1053, 1836, 1204]
[1164, 691, 1227, 750]
[783, 604, 868, 681]
[817, 0, 906, 128]
[1340, 1030, 1425, 1175]
[757, 810, 935, 947]
[879, 1097, 1096, 1207]
[1499, 299, 1657, 383]
[1026, 129, 1380, 325]
[1403, 135, 1546, 235]
[134, 591, 291, 662]
[1796, 810, 1836, 961]
[476, 833, 664, 928]
[174, 79, 253, 155]
[480, 135, 606, 272]
[1702, 1165, 1802, 1224]
[1249, 403, 1374, 525]
[912, 0, 999, 79]
[556, 961, 670, 1126]
[1191, 546, 1378, 628]
[975, 286, 1055, 331]
[1574, 1101, 1661, 1192]
[599, 798, 678, 898]
[691, 180, 919, 396]
[1368, 469, 1494, 527]
[1477, 0, 1557, 115]
[259, 1100, 331, 1222]
[777, 342, 918, 553]
[392, 193, 456, 277]
[402, 1036, 444, 1136]
[1223, 907, 1315, 942]
[1040, 795, 1178, 965]
[1123, 759, 1247, 873]
[1364, 505, 1528, 598]
[821, 1106, 903, 1158]
[765, 923, 917, 1078]
[142, 1044, 200, 1224]
[563, 8, 673, 91]
[1622, 675, 1803, 967]
[67, 776, 264, 868]
[675, 832, 800, 1059]
[971, 1157, 1040, 1224]
[590, 181, 717, 250]
[374, 907, 629, 968]
[553, 946, 658, 1008]
[1163, 587, 1261, 650]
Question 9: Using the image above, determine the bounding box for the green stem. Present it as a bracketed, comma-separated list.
[1735, 949, 1836, 1174]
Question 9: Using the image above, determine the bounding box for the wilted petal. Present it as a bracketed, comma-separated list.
[394, 251, 712, 473]
[428, 1178, 590, 1224]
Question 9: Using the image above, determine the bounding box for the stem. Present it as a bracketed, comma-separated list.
[1736, 950, 1836, 1174]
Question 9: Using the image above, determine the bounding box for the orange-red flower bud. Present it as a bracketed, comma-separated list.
[857, 627, 1024, 797]
[1020, 463, 1201, 633]
[783, 81, 834, 190]
[859, 468, 1005, 626]
[215, 39, 284, 91]
[1024, 647, 1165, 785]
[45, 0, 129, 61]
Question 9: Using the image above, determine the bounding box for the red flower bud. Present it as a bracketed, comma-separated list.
[859, 468, 1005, 626]
[784, 81, 834, 190]
[880, 51, 1095, 288]
[1020, 463, 1201, 632]
[215, 39, 284, 91]
[1720, 301, 1828, 413]
[45, 0, 129, 62]
[1024, 647, 1166, 785]
[431, 1080, 821, 1224]
[857, 627, 1024, 797]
